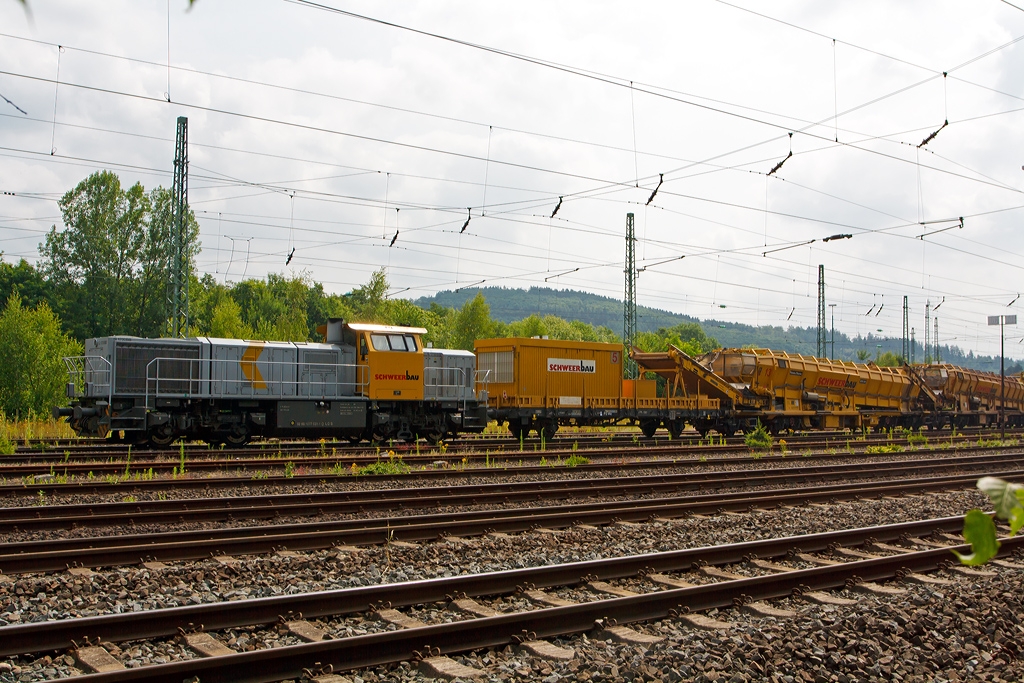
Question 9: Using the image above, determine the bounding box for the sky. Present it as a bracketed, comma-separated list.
[1, 0, 1023, 358]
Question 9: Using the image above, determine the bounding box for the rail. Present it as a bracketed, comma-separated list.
[143, 357, 369, 407]
[0, 516, 1003, 660]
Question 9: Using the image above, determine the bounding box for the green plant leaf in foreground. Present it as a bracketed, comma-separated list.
[1010, 506, 1024, 536]
[953, 509, 1000, 566]
[977, 476, 1024, 520]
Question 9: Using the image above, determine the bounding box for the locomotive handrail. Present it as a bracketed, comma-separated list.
[143, 357, 370, 408]
[61, 355, 112, 404]
[425, 365, 473, 416]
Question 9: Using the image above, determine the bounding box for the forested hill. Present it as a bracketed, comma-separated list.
[419, 287, 691, 332]
[418, 286, 827, 351]
[415, 286, 1019, 373]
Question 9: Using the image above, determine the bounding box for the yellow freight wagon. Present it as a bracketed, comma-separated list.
[475, 337, 718, 439]
[919, 363, 1024, 427]
[632, 345, 928, 436]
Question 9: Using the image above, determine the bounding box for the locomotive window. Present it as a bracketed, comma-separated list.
[388, 334, 408, 351]
[371, 334, 390, 351]
[405, 335, 418, 351]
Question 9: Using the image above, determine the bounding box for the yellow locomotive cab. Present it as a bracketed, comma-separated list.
[347, 322, 427, 401]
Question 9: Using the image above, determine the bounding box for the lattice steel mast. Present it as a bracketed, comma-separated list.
[623, 212, 638, 379]
[170, 116, 190, 338]
[816, 264, 826, 358]
[902, 296, 909, 362]
[924, 300, 931, 363]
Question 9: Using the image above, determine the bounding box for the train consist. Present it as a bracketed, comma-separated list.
[477, 339, 1024, 437]
[57, 321, 1024, 445]
[56, 320, 487, 446]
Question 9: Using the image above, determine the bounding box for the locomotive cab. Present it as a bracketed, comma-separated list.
[346, 323, 427, 401]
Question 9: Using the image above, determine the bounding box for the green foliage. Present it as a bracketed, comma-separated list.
[0, 419, 14, 455]
[39, 171, 201, 339]
[956, 510, 1001, 566]
[358, 458, 410, 476]
[855, 349, 871, 361]
[0, 295, 81, 417]
[744, 421, 772, 451]
[635, 322, 719, 356]
[565, 454, 590, 467]
[906, 432, 927, 447]
[874, 351, 903, 367]
[865, 443, 903, 454]
[957, 477, 1024, 565]
[0, 257, 51, 311]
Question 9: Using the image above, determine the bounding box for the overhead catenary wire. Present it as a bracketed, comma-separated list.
[4, 17, 1019, 358]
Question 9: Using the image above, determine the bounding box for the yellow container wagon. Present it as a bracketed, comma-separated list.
[475, 337, 718, 439]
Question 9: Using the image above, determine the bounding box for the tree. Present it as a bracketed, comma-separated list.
[348, 269, 389, 322]
[875, 351, 902, 367]
[855, 349, 871, 361]
[39, 171, 200, 339]
[452, 292, 496, 351]
[0, 257, 50, 311]
[0, 295, 81, 417]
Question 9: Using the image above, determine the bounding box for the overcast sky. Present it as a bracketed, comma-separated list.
[1, 0, 1023, 358]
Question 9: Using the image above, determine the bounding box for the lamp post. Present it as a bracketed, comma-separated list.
[988, 314, 1017, 440]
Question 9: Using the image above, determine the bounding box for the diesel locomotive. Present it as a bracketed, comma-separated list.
[55, 319, 488, 446]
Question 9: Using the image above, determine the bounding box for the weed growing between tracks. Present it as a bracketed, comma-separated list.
[0, 416, 15, 455]
[744, 421, 772, 453]
[358, 451, 410, 476]
[866, 444, 904, 454]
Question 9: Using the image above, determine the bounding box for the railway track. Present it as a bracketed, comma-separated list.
[9, 426, 1014, 464]
[1, 516, 1018, 682]
[3, 441, 1020, 496]
[1, 463, 1019, 574]
[4, 450, 1023, 533]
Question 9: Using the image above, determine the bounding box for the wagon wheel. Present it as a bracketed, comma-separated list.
[541, 422, 558, 441]
[507, 422, 525, 441]
[421, 431, 444, 446]
[640, 419, 659, 439]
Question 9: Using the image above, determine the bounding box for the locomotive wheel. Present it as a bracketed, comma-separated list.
[148, 428, 176, 447]
[370, 424, 391, 444]
[346, 435, 362, 444]
[640, 419, 659, 439]
[422, 431, 444, 446]
[225, 428, 250, 447]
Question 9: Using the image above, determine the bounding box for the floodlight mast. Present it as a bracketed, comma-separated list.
[988, 314, 1017, 440]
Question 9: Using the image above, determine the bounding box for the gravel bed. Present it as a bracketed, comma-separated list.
[0, 490, 988, 622]
[0, 479, 1009, 683]
[0, 451, 1004, 546]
